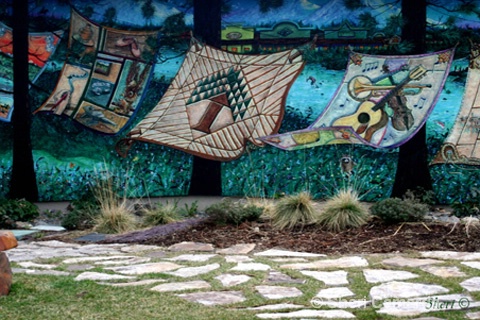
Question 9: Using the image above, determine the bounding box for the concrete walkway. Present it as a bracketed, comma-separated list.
[6, 239, 480, 319]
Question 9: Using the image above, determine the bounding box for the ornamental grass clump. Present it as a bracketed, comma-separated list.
[142, 202, 181, 227]
[271, 191, 318, 230]
[317, 188, 370, 232]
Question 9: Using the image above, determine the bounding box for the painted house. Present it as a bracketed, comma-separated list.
[221, 24, 255, 53]
[256, 21, 314, 52]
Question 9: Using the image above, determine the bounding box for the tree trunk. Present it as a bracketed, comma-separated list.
[10, 0, 38, 201]
[391, 0, 432, 197]
[189, 0, 222, 196]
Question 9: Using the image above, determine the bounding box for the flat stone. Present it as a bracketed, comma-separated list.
[231, 262, 271, 271]
[120, 244, 164, 253]
[95, 257, 152, 266]
[215, 273, 251, 287]
[382, 256, 443, 268]
[254, 249, 325, 258]
[411, 318, 445, 320]
[281, 256, 368, 270]
[270, 258, 308, 263]
[177, 291, 246, 306]
[256, 309, 355, 319]
[0, 231, 18, 250]
[8, 230, 38, 240]
[75, 271, 135, 281]
[300, 270, 348, 286]
[378, 294, 477, 317]
[224, 255, 253, 263]
[106, 262, 182, 275]
[145, 251, 167, 258]
[167, 254, 217, 262]
[12, 268, 70, 276]
[77, 244, 123, 255]
[467, 311, 480, 319]
[168, 241, 214, 252]
[166, 263, 220, 278]
[150, 280, 211, 292]
[31, 225, 66, 232]
[370, 281, 449, 300]
[17, 262, 58, 269]
[33, 240, 81, 248]
[74, 233, 108, 243]
[311, 297, 371, 308]
[266, 270, 306, 284]
[66, 264, 94, 271]
[315, 287, 355, 299]
[245, 303, 304, 311]
[99, 279, 166, 287]
[460, 277, 480, 292]
[420, 266, 467, 278]
[216, 243, 256, 255]
[256, 285, 303, 299]
[62, 256, 140, 264]
[363, 269, 418, 283]
[462, 261, 480, 270]
[421, 251, 480, 261]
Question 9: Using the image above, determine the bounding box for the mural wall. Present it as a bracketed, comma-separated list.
[0, 0, 479, 204]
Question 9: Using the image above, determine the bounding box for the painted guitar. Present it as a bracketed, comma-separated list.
[333, 65, 427, 139]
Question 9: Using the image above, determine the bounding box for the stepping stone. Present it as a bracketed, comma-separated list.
[460, 277, 480, 292]
[363, 269, 418, 283]
[150, 280, 211, 292]
[17, 262, 58, 270]
[270, 258, 308, 263]
[63, 256, 139, 264]
[256, 285, 303, 299]
[370, 281, 449, 300]
[74, 233, 107, 243]
[168, 241, 214, 252]
[66, 265, 94, 272]
[105, 262, 182, 275]
[166, 263, 220, 278]
[177, 291, 246, 305]
[245, 303, 304, 311]
[377, 293, 476, 317]
[100, 279, 166, 287]
[281, 256, 368, 270]
[300, 270, 348, 286]
[96, 257, 151, 266]
[256, 309, 355, 319]
[254, 249, 325, 258]
[12, 268, 71, 276]
[145, 251, 167, 258]
[311, 297, 370, 308]
[33, 240, 81, 249]
[382, 256, 443, 268]
[462, 261, 480, 270]
[315, 287, 355, 299]
[420, 266, 467, 278]
[215, 273, 251, 287]
[77, 244, 123, 255]
[75, 271, 135, 281]
[224, 255, 253, 263]
[231, 262, 271, 271]
[266, 271, 305, 284]
[120, 245, 164, 253]
[216, 243, 256, 255]
[421, 251, 480, 261]
[167, 254, 217, 262]
[31, 225, 66, 232]
[467, 311, 480, 319]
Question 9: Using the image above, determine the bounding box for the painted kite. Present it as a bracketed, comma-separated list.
[34, 9, 159, 135]
[118, 37, 305, 161]
[0, 22, 63, 122]
[260, 48, 455, 150]
[431, 42, 480, 166]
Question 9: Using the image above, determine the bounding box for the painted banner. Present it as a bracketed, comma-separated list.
[35, 9, 158, 134]
[260, 49, 454, 150]
[119, 37, 305, 161]
[431, 43, 480, 166]
[0, 22, 63, 122]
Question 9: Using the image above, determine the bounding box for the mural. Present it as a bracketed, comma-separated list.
[0, 0, 479, 203]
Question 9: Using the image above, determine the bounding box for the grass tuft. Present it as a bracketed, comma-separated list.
[142, 202, 181, 227]
[271, 191, 318, 230]
[318, 188, 370, 232]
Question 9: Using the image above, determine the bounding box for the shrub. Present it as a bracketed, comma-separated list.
[271, 191, 318, 230]
[403, 187, 436, 208]
[142, 202, 181, 227]
[370, 197, 428, 224]
[0, 198, 39, 228]
[62, 192, 100, 230]
[205, 198, 263, 226]
[318, 189, 370, 232]
[451, 201, 480, 218]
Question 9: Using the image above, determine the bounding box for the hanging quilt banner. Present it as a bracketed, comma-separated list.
[0, 22, 63, 122]
[118, 37, 305, 161]
[431, 42, 480, 166]
[260, 48, 455, 150]
[34, 9, 159, 135]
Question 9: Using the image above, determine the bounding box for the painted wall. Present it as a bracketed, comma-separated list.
[0, 0, 479, 204]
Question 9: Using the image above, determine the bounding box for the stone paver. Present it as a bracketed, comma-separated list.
[6, 239, 480, 319]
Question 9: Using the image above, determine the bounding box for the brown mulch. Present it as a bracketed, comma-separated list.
[100, 217, 480, 255]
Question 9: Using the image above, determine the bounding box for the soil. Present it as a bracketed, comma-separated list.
[34, 203, 480, 255]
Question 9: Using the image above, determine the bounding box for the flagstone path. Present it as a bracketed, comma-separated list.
[6, 240, 480, 319]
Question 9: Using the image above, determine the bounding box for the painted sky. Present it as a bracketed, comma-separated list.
[24, 0, 480, 29]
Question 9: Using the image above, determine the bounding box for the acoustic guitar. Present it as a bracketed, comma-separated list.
[333, 65, 427, 137]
